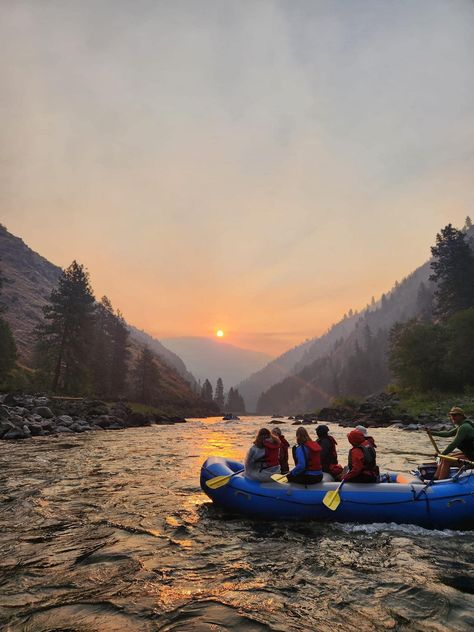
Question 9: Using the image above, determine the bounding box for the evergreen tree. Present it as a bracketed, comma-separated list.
[90, 297, 130, 398]
[463, 216, 472, 232]
[201, 379, 213, 402]
[445, 309, 474, 390]
[226, 387, 246, 413]
[214, 377, 225, 410]
[133, 345, 160, 404]
[430, 224, 474, 321]
[35, 261, 96, 393]
[416, 282, 434, 322]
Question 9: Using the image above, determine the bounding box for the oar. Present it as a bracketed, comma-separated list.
[205, 469, 244, 489]
[322, 479, 346, 511]
[425, 428, 440, 453]
[437, 454, 474, 467]
[271, 473, 289, 484]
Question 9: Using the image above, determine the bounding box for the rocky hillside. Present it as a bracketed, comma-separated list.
[0, 224, 209, 412]
[245, 225, 474, 414]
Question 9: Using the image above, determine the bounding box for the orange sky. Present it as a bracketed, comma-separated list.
[1, 2, 473, 356]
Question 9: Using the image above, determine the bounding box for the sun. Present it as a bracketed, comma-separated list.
[216, 329, 224, 338]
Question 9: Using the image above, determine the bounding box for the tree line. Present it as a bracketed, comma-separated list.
[199, 377, 246, 413]
[0, 264, 17, 383]
[389, 220, 474, 393]
[1, 259, 164, 404]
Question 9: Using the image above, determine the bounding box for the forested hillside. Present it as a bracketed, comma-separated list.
[256, 221, 474, 414]
[0, 224, 216, 415]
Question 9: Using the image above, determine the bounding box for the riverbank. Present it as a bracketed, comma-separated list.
[0, 392, 189, 440]
[285, 391, 474, 432]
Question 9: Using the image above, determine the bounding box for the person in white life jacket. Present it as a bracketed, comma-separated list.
[342, 430, 379, 483]
[287, 427, 323, 485]
[244, 427, 281, 481]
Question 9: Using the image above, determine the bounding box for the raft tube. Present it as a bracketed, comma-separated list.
[200, 456, 474, 530]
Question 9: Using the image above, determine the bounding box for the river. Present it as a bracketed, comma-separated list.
[0, 417, 473, 631]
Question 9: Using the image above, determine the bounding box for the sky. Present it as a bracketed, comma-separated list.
[1, 0, 473, 356]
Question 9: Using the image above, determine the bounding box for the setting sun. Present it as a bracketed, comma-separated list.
[216, 329, 224, 338]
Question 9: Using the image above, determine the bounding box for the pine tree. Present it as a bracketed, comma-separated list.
[226, 387, 246, 413]
[133, 345, 160, 404]
[430, 224, 474, 321]
[109, 309, 130, 397]
[35, 260, 95, 393]
[214, 377, 225, 410]
[201, 379, 213, 402]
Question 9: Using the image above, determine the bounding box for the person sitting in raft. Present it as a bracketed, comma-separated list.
[342, 429, 379, 483]
[244, 428, 281, 481]
[316, 424, 343, 478]
[287, 427, 323, 485]
[429, 407, 474, 480]
[355, 424, 377, 448]
[273, 427, 290, 474]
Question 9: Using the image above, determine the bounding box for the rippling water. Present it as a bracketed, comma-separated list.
[0, 417, 473, 631]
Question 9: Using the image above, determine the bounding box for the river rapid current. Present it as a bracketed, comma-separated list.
[0, 417, 473, 631]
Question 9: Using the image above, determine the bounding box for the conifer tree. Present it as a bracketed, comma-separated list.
[430, 224, 474, 321]
[201, 379, 213, 402]
[214, 377, 225, 410]
[133, 345, 160, 404]
[35, 261, 96, 392]
[109, 309, 130, 397]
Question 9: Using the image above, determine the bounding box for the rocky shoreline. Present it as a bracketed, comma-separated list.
[280, 393, 453, 432]
[0, 393, 187, 441]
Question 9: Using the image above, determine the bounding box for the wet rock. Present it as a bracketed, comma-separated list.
[94, 416, 111, 428]
[22, 424, 31, 437]
[34, 406, 54, 419]
[34, 396, 50, 407]
[57, 415, 74, 426]
[3, 428, 27, 440]
[55, 425, 73, 433]
[126, 412, 152, 427]
[27, 423, 43, 436]
[0, 420, 16, 437]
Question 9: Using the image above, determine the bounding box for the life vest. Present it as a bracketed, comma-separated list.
[348, 443, 377, 473]
[293, 440, 322, 472]
[323, 435, 338, 464]
[263, 440, 280, 468]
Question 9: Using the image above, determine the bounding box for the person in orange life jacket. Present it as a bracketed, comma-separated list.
[315, 424, 343, 478]
[244, 428, 281, 481]
[355, 424, 377, 448]
[272, 427, 290, 474]
[287, 427, 323, 485]
[342, 430, 379, 483]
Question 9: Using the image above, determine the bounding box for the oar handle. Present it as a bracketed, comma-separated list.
[425, 428, 440, 453]
[438, 454, 474, 467]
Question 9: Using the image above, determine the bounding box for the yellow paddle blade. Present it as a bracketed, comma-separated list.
[205, 474, 234, 489]
[271, 474, 288, 484]
[322, 489, 341, 511]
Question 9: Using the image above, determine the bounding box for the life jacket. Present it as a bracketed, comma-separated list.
[323, 435, 338, 464]
[348, 443, 377, 473]
[293, 440, 322, 472]
[263, 439, 280, 468]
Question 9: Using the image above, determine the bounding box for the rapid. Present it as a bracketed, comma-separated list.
[0, 417, 473, 631]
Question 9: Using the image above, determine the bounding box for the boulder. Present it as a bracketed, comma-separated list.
[27, 423, 43, 436]
[57, 415, 74, 426]
[126, 412, 151, 427]
[55, 425, 73, 433]
[22, 424, 31, 437]
[0, 420, 16, 438]
[3, 428, 27, 440]
[34, 406, 54, 419]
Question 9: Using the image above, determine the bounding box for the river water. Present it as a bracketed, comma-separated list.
[0, 416, 473, 631]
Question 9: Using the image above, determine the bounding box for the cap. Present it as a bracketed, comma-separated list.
[449, 407, 465, 417]
[355, 425, 368, 436]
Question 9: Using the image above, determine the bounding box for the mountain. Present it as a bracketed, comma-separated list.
[161, 336, 273, 390]
[0, 224, 207, 411]
[241, 226, 474, 414]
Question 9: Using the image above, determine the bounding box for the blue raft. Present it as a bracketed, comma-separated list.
[200, 456, 474, 530]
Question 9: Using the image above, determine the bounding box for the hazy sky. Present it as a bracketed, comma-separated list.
[1, 1, 473, 355]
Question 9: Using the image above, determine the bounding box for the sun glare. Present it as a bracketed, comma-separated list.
[216, 329, 224, 338]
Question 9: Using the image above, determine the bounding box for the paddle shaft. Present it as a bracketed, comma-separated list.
[425, 429, 440, 453]
[438, 454, 474, 467]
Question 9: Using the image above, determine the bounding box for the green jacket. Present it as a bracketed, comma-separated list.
[431, 420, 474, 460]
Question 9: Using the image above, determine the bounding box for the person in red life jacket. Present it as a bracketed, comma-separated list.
[316, 424, 343, 478]
[342, 430, 379, 483]
[355, 424, 377, 448]
[273, 427, 290, 474]
[287, 427, 323, 485]
[244, 428, 281, 481]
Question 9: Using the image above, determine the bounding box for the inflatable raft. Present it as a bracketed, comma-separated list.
[200, 456, 474, 530]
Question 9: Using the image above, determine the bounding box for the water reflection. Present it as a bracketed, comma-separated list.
[0, 417, 472, 631]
